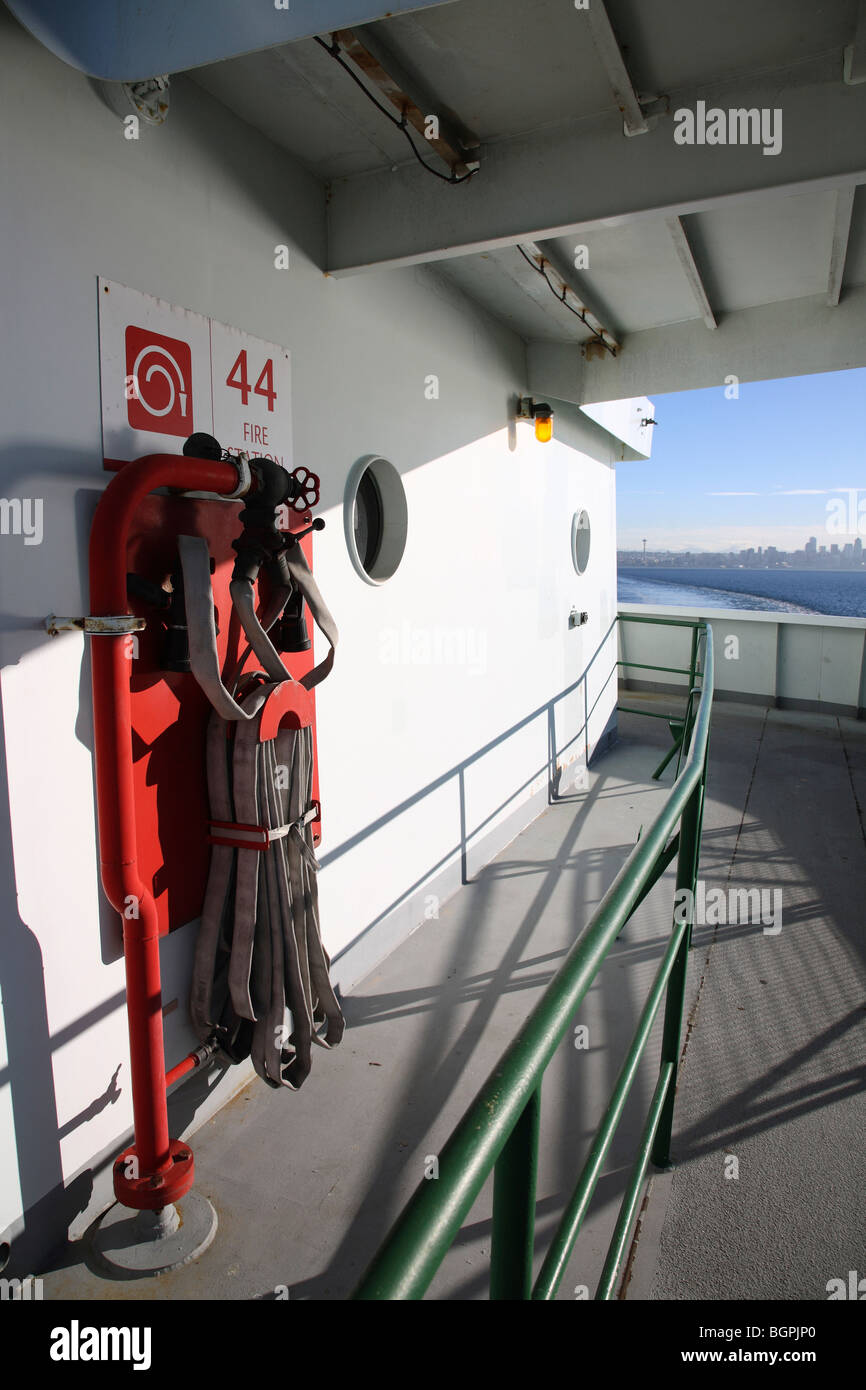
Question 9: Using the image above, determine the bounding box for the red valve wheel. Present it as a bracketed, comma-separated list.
[290, 466, 320, 513]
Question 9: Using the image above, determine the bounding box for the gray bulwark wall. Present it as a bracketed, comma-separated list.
[618, 603, 866, 718]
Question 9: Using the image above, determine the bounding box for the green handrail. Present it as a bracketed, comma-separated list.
[353, 617, 713, 1301]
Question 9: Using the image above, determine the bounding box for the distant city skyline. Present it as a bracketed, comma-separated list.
[616, 368, 866, 553]
[619, 534, 865, 570]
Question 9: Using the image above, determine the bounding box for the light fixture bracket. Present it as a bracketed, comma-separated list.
[517, 396, 553, 423]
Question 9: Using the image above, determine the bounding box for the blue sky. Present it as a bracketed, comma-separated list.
[616, 367, 866, 553]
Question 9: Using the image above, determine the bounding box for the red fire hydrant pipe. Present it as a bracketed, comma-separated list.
[89, 453, 242, 1209]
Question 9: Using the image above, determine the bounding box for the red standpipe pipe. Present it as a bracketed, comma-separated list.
[90, 453, 241, 1209]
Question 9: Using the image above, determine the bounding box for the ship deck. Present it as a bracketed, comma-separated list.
[40, 698, 866, 1301]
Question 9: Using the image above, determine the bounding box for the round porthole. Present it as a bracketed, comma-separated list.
[345, 456, 408, 584]
[571, 510, 591, 575]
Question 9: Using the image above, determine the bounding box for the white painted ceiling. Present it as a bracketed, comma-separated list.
[188, 0, 866, 348]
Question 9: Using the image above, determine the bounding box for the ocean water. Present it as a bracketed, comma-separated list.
[617, 567, 866, 618]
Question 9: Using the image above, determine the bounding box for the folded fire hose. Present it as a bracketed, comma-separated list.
[177, 497, 344, 1090]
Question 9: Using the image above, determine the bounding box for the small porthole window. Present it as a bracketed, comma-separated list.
[345, 456, 408, 584]
[571, 510, 591, 575]
[354, 468, 384, 574]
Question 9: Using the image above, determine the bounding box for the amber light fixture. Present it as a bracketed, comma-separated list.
[517, 396, 555, 443]
[533, 404, 553, 443]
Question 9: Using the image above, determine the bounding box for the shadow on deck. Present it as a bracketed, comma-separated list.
[38, 698, 866, 1300]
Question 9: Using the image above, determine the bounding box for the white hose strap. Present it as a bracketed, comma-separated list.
[282, 543, 339, 690]
[178, 535, 255, 722]
[228, 584, 292, 695]
[228, 540, 339, 693]
[230, 579, 293, 684]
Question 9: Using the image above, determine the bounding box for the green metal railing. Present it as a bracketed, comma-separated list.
[617, 612, 703, 781]
[353, 616, 712, 1301]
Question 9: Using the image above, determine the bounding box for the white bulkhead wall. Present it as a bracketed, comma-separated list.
[0, 10, 634, 1249]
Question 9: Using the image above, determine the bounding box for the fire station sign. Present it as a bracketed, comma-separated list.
[98, 277, 292, 469]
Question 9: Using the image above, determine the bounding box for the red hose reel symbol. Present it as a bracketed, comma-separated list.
[125, 327, 193, 439]
[289, 465, 320, 513]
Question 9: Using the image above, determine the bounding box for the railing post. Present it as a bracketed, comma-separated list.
[650, 778, 701, 1169]
[688, 624, 699, 691]
[489, 1086, 541, 1299]
[673, 629, 701, 779]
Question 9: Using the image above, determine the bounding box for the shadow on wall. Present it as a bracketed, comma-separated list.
[325, 616, 620, 978]
[0, 449, 103, 1274]
[0, 467, 126, 964]
[0, 691, 93, 1278]
[0, 451, 106, 843]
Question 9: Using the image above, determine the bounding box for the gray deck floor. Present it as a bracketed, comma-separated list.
[40, 699, 866, 1300]
[632, 698, 866, 1302]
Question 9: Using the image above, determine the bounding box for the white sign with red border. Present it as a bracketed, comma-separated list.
[98, 277, 292, 470]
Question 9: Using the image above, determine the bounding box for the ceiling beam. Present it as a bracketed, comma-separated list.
[527, 284, 866, 406]
[4, 0, 459, 81]
[533, 240, 622, 343]
[665, 216, 717, 328]
[827, 186, 856, 305]
[582, 0, 648, 137]
[326, 28, 478, 178]
[483, 248, 592, 342]
[325, 59, 866, 274]
[516, 242, 620, 353]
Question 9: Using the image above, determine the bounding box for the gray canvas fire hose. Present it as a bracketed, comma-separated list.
[178, 529, 344, 1090]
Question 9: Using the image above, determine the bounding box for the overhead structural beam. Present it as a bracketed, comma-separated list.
[582, 0, 648, 136]
[325, 60, 866, 274]
[489, 247, 592, 342]
[327, 28, 478, 178]
[844, 0, 866, 84]
[527, 285, 866, 406]
[4, 0, 459, 81]
[664, 217, 717, 328]
[526, 240, 622, 347]
[827, 187, 856, 305]
[517, 242, 620, 354]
